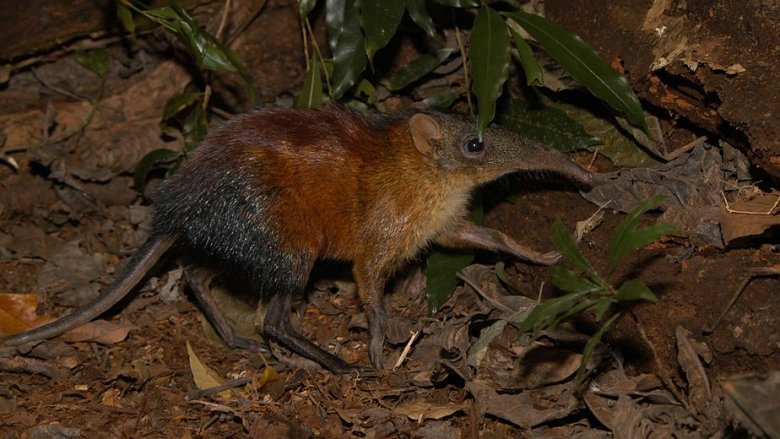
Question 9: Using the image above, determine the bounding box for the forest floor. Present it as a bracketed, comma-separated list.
[0, 21, 779, 439]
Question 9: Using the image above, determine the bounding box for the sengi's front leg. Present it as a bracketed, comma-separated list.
[436, 220, 561, 265]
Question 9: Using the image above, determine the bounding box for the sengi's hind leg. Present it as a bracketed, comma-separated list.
[184, 266, 269, 353]
[260, 289, 364, 375]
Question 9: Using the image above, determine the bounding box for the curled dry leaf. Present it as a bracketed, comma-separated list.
[466, 380, 580, 428]
[186, 341, 234, 399]
[393, 397, 463, 422]
[0, 293, 50, 336]
[59, 319, 138, 345]
[675, 326, 712, 413]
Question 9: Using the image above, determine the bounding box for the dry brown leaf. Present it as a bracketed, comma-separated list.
[675, 326, 712, 413]
[0, 293, 50, 336]
[720, 191, 780, 244]
[186, 341, 232, 399]
[466, 380, 579, 428]
[59, 319, 137, 344]
[393, 397, 463, 422]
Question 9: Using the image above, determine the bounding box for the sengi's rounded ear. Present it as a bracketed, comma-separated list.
[409, 113, 443, 159]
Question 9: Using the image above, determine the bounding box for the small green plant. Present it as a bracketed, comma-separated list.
[115, 0, 255, 193]
[520, 195, 675, 380]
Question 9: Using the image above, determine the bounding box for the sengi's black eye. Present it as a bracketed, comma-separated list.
[464, 137, 484, 154]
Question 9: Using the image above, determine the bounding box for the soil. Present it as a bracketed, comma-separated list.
[1, 1, 779, 437]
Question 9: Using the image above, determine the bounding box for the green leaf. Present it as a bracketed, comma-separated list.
[389, 48, 453, 91]
[423, 91, 462, 109]
[549, 266, 602, 295]
[426, 198, 483, 315]
[332, 0, 368, 99]
[519, 290, 590, 333]
[325, 0, 346, 53]
[360, 0, 406, 61]
[496, 98, 600, 153]
[426, 249, 474, 314]
[181, 105, 208, 149]
[163, 91, 200, 121]
[550, 220, 600, 283]
[608, 195, 673, 272]
[405, 0, 435, 36]
[577, 312, 619, 382]
[295, 52, 323, 108]
[504, 12, 647, 131]
[431, 0, 478, 7]
[554, 101, 660, 167]
[75, 48, 109, 79]
[508, 28, 543, 86]
[353, 78, 377, 104]
[134, 148, 183, 193]
[591, 298, 614, 321]
[470, 5, 511, 137]
[299, 0, 317, 16]
[616, 279, 658, 303]
[116, 4, 136, 34]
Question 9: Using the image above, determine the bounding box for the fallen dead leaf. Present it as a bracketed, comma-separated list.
[393, 397, 463, 422]
[0, 293, 50, 336]
[59, 319, 137, 344]
[720, 191, 780, 245]
[466, 380, 580, 428]
[186, 341, 232, 399]
[723, 371, 780, 438]
[675, 326, 712, 413]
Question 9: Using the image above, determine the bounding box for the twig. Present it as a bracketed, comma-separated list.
[457, 272, 515, 314]
[393, 329, 420, 370]
[186, 377, 251, 400]
[587, 147, 600, 170]
[704, 266, 780, 334]
[454, 27, 473, 115]
[304, 17, 333, 98]
[215, 0, 233, 41]
[663, 135, 707, 161]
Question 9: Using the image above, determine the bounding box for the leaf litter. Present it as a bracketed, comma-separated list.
[0, 9, 777, 437]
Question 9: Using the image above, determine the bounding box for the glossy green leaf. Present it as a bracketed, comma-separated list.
[353, 78, 377, 104]
[423, 91, 462, 109]
[295, 52, 323, 108]
[550, 220, 600, 283]
[325, 0, 346, 53]
[608, 195, 674, 272]
[426, 199, 483, 315]
[426, 249, 475, 315]
[134, 148, 183, 193]
[508, 28, 543, 86]
[181, 105, 208, 150]
[389, 48, 453, 90]
[591, 298, 614, 321]
[405, 0, 435, 36]
[431, 0, 478, 7]
[549, 266, 602, 295]
[504, 12, 647, 131]
[116, 4, 136, 33]
[163, 91, 200, 121]
[497, 98, 600, 153]
[299, 0, 317, 16]
[577, 312, 619, 382]
[332, 0, 367, 99]
[616, 279, 658, 303]
[75, 48, 109, 79]
[360, 0, 406, 61]
[519, 290, 590, 334]
[470, 5, 511, 137]
[555, 101, 660, 167]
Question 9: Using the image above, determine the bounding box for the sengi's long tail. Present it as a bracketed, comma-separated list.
[3, 235, 176, 346]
